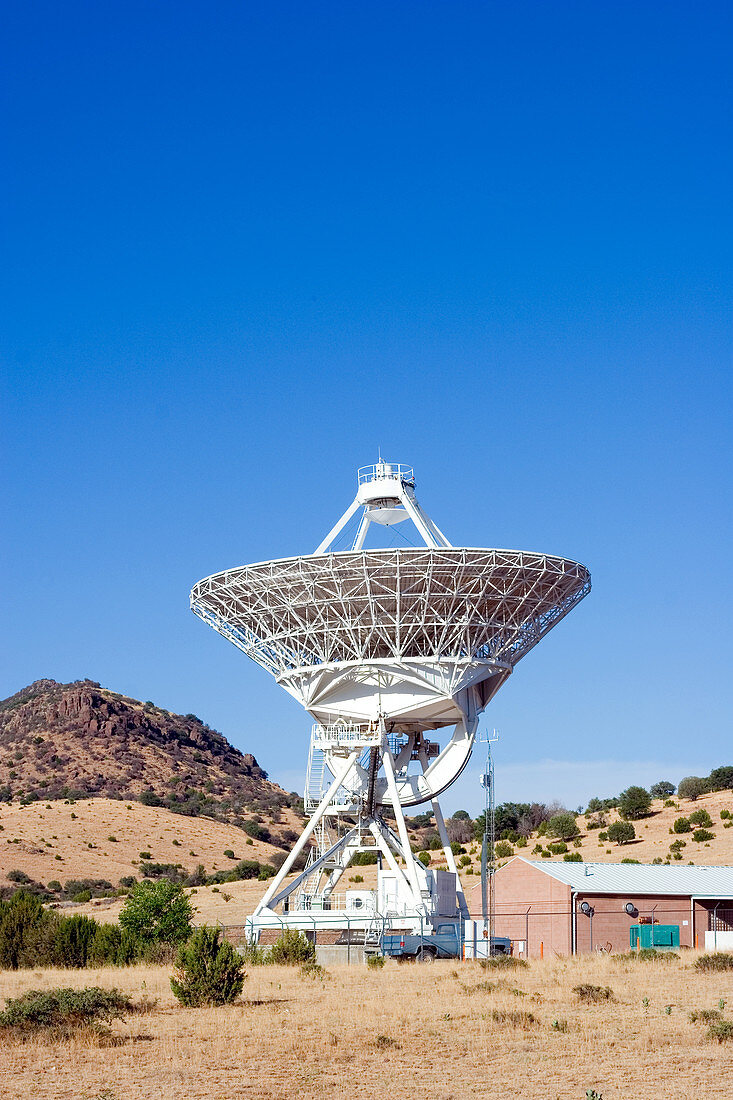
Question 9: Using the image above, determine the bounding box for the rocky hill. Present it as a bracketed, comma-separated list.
[0, 679, 297, 825]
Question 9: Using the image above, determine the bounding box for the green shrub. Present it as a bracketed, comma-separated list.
[677, 776, 709, 801]
[706, 1019, 733, 1043]
[607, 821, 636, 845]
[693, 828, 715, 842]
[618, 786, 652, 820]
[0, 892, 54, 969]
[367, 953, 385, 970]
[547, 841, 568, 854]
[0, 986, 132, 1039]
[417, 851, 430, 866]
[689, 1008, 723, 1023]
[495, 841, 513, 858]
[546, 813, 579, 841]
[88, 923, 125, 966]
[239, 940, 267, 966]
[170, 926, 246, 1007]
[51, 915, 98, 968]
[490, 1008, 537, 1027]
[223, 849, 235, 859]
[351, 851, 378, 865]
[298, 961, 327, 980]
[573, 984, 615, 1002]
[673, 817, 692, 833]
[479, 955, 529, 970]
[689, 809, 713, 828]
[695, 952, 733, 972]
[564, 852, 583, 862]
[119, 880, 193, 945]
[268, 929, 316, 966]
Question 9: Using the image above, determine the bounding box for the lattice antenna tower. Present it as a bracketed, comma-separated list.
[190, 461, 591, 931]
[479, 729, 499, 946]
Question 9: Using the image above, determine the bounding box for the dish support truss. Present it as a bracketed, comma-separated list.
[253, 715, 470, 922]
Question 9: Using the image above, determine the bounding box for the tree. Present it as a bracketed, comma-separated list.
[546, 812, 580, 841]
[607, 821, 636, 845]
[689, 809, 713, 828]
[119, 881, 193, 945]
[452, 809, 471, 821]
[709, 766, 733, 791]
[171, 926, 245, 1007]
[618, 786, 652, 821]
[586, 797, 603, 814]
[446, 816, 474, 844]
[650, 780, 676, 799]
[678, 776, 710, 801]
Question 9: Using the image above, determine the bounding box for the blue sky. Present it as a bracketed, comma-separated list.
[2, 2, 731, 814]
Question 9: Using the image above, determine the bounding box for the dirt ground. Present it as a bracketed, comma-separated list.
[1, 950, 732, 1099]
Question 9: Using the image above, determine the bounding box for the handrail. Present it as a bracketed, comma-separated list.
[357, 463, 414, 486]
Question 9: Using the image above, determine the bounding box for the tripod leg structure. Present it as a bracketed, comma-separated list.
[253, 748, 361, 916]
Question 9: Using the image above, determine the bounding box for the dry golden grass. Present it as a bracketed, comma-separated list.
[2, 951, 732, 1099]
[0, 797, 300, 888]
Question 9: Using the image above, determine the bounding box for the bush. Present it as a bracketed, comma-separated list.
[0, 986, 132, 1039]
[677, 776, 709, 801]
[633, 948, 679, 962]
[351, 851, 379, 865]
[693, 828, 715, 842]
[495, 841, 513, 859]
[607, 821, 636, 845]
[573, 983, 615, 1002]
[119, 881, 193, 945]
[650, 780, 676, 799]
[268, 929, 316, 965]
[706, 1019, 733, 1043]
[171, 926, 246, 1007]
[0, 892, 53, 969]
[479, 955, 529, 970]
[618, 786, 652, 820]
[367, 953, 385, 970]
[88, 923, 125, 966]
[709, 766, 733, 791]
[547, 841, 568, 854]
[239, 940, 267, 966]
[695, 953, 733, 972]
[546, 813, 579, 841]
[673, 817, 692, 833]
[689, 809, 713, 827]
[417, 851, 430, 866]
[51, 915, 98, 968]
[564, 852, 583, 862]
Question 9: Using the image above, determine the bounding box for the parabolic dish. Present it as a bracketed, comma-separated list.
[191, 547, 590, 727]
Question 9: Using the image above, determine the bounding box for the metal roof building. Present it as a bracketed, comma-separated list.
[519, 860, 733, 898]
[468, 857, 733, 957]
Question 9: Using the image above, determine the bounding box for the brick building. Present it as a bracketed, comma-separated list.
[468, 858, 733, 957]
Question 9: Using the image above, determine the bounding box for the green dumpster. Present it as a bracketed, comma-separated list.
[630, 924, 680, 950]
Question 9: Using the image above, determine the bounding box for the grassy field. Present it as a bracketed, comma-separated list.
[0, 798, 301, 888]
[2, 951, 732, 1099]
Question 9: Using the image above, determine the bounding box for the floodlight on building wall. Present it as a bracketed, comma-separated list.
[624, 902, 638, 916]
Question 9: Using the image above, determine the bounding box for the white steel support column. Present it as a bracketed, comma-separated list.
[382, 743, 425, 912]
[253, 748, 360, 915]
[432, 796, 469, 918]
[369, 820, 413, 895]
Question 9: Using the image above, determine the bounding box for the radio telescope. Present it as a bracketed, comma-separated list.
[191, 462, 590, 936]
